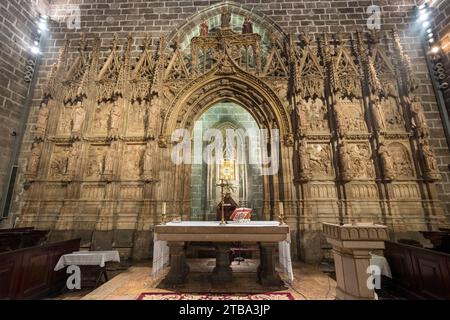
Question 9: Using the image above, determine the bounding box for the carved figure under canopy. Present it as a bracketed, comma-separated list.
[296, 98, 310, 132]
[338, 139, 351, 181]
[104, 144, 116, 175]
[420, 139, 440, 180]
[26, 142, 42, 176]
[409, 95, 428, 136]
[298, 139, 311, 180]
[147, 96, 161, 139]
[71, 100, 86, 137]
[66, 143, 82, 178]
[371, 96, 386, 132]
[143, 140, 158, 182]
[378, 141, 394, 180]
[109, 101, 121, 138]
[35, 101, 50, 139]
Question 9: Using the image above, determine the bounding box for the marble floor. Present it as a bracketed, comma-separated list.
[55, 259, 336, 300]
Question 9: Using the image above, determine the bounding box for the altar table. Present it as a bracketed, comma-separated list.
[152, 221, 293, 286]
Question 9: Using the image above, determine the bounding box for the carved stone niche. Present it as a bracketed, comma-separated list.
[323, 222, 389, 300]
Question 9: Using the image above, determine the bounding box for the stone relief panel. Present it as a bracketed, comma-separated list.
[92, 103, 111, 135]
[380, 97, 405, 131]
[334, 98, 367, 135]
[121, 144, 145, 180]
[297, 98, 328, 133]
[85, 145, 108, 180]
[49, 146, 70, 179]
[308, 143, 334, 178]
[126, 103, 146, 136]
[338, 141, 375, 181]
[387, 142, 414, 179]
[57, 105, 73, 135]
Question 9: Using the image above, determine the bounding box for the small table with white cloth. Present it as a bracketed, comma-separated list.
[54, 250, 120, 287]
[152, 221, 293, 286]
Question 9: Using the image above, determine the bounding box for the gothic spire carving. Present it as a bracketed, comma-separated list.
[97, 33, 123, 101]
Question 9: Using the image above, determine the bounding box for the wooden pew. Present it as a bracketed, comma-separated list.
[0, 227, 35, 233]
[0, 229, 48, 252]
[384, 241, 450, 299]
[0, 238, 80, 299]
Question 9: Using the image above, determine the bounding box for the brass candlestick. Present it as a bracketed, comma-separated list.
[161, 202, 167, 225]
[278, 201, 286, 225]
[216, 178, 228, 225]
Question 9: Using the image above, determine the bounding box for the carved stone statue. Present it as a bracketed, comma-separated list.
[71, 100, 86, 137]
[242, 15, 253, 34]
[371, 96, 386, 132]
[109, 101, 121, 138]
[147, 96, 161, 139]
[334, 104, 346, 137]
[26, 142, 42, 177]
[298, 139, 311, 180]
[220, 7, 231, 29]
[378, 141, 394, 180]
[66, 143, 81, 179]
[338, 139, 352, 181]
[103, 143, 116, 181]
[143, 140, 158, 182]
[296, 98, 310, 132]
[420, 139, 441, 180]
[35, 101, 49, 139]
[199, 18, 209, 37]
[409, 95, 428, 136]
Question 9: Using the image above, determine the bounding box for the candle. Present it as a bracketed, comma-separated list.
[162, 202, 166, 215]
[279, 201, 284, 217]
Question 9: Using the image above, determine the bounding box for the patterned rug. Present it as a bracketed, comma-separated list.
[137, 292, 295, 300]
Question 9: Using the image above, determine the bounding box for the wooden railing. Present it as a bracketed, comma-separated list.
[384, 241, 450, 300]
[0, 238, 80, 299]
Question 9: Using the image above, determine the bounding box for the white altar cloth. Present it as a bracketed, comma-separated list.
[152, 221, 293, 281]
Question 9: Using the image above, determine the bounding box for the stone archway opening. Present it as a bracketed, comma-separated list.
[190, 101, 264, 221]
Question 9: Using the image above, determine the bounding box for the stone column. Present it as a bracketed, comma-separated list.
[164, 241, 189, 285]
[211, 242, 232, 282]
[323, 223, 389, 300]
[257, 242, 282, 286]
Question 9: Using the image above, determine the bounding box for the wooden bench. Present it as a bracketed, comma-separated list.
[0, 238, 80, 299]
[384, 241, 450, 299]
